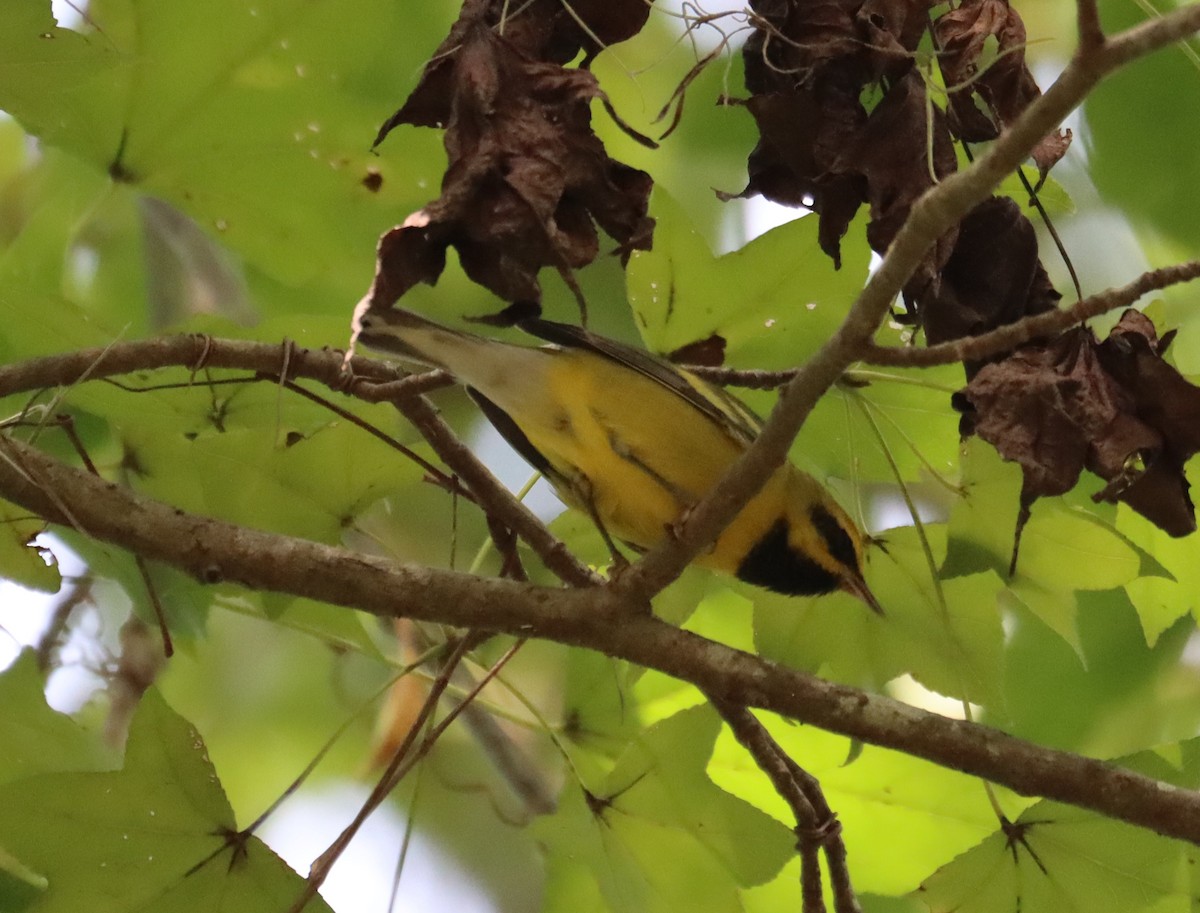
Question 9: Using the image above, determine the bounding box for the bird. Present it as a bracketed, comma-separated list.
[353, 305, 882, 614]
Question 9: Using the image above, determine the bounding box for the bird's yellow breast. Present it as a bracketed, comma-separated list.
[496, 349, 796, 574]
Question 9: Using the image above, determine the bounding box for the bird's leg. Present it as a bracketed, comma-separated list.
[573, 474, 632, 577]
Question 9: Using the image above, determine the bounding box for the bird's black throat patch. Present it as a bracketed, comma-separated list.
[736, 519, 840, 597]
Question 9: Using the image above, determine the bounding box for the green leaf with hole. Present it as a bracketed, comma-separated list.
[0, 650, 113, 786]
[0, 500, 59, 593]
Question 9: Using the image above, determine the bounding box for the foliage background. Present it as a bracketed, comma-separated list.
[2, 1, 1200, 912]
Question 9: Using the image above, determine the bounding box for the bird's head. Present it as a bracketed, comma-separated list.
[735, 476, 883, 614]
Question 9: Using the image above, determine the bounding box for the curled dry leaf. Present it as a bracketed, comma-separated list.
[934, 0, 1071, 179]
[917, 196, 1060, 358]
[959, 311, 1200, 537]
[667, 334, 728, 368]
[733, 0, 939, 266]
[839, 69, 957, 267]
[367, 0, 654, 310]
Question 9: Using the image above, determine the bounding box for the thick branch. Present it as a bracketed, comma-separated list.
[4, 435, 1200, 844]
[617, 3, 1200, 598]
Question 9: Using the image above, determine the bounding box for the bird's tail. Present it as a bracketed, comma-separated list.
[352, 299, 485, 373]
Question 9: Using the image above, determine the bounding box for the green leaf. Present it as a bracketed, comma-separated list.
[270, 598, 387, 659]
[0, 0, 431, 300]
[944, 443, 1150, 592]
[0, 650, 113, 785]
[1004, 578, 1083, 657]
[1016, 504, 1142, 592]
[589, 20, 756, 244]
[1002, 587, 1195, 757]
[1118, 503, 1200, 646]
[627, 190, 870, 368]
[1002, 504, 1158, 655]
[810, 372, 963, 485]
[0, 149, 119, 361]
[1085, 2, 1200, 250]
[0, 688, 333, 913]
[916, 738, 1200, 913]
[944, 438, 1023, 580]
[946, 441, 1146, 656]
[996, 170, 1074, 218]
[560, 649, 707, 779]
[560, 650, 645, 773]
[710, 715, 1019, 897]
[111, 417, 423, 546]
[534, 706, 794, 913]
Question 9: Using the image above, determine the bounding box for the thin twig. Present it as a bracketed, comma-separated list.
[391, 394, 597, 589]
[33, 574, 93, 673]
[709, 698, 829, 913]
[0, 334, 595, 589]
[289, 633, 484, 912]
[862, 259, 1200, 367]
[400, 620, 556, 815]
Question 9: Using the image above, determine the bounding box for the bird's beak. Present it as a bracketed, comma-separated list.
[842, 574, 885, 616]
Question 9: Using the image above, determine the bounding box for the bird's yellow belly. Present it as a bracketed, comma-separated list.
[510, 353, 775, 571]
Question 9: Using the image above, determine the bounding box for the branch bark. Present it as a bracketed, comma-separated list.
[3, 432, 1200, 845]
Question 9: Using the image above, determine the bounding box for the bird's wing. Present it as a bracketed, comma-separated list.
[466, 387, 560, 483]
[520, 318, 763, 448]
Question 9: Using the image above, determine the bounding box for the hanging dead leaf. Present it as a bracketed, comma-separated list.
[935, 0, 1071, 177]
[367, 18, 653, 309]
[960, 311, 1200, 542]
[916, 196, 1060, 356]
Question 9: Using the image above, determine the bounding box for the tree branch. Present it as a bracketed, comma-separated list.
[1077, 0, 1104, 51]
[4, 434, 1200, 845]
[862, 259, 1200, 367]
[0, 335, 596, 589]
[711, 698, 860, 913]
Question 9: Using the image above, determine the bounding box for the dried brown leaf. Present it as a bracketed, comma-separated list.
[368, 22, 653, 308]
[962, 312, 1200, 537]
